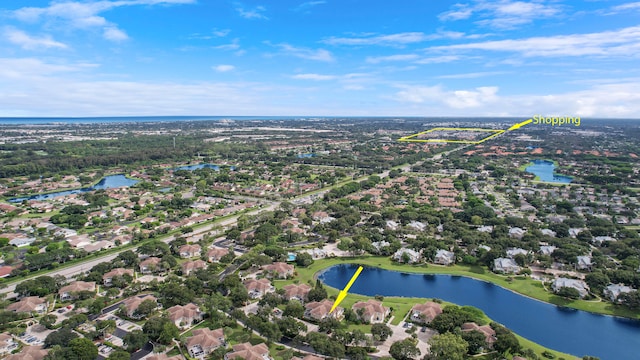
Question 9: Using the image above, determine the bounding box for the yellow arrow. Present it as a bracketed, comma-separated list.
[330, 265, 363, 313]
[508, 118, 533, 131]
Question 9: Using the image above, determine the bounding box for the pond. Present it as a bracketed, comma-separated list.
[9, 174, 139, 202]
[525, 160, 573, 183]
[318, 264, 640, 360]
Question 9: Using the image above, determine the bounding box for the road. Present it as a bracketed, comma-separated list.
[0, 201, 279, 298]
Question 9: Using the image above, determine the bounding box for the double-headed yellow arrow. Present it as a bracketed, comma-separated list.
[330, 265, 364, 313]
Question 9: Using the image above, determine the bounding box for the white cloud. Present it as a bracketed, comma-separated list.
[4, 27, 68, 50]
[437, 71, 508, 79]
[292, 73, 336, 80]
[213, 29, 231, 37]
[365, 54, 420, 64]
[214, 38, 241, 51]
[214, 65, 235, 72]
[10, 0, 195, 41]
[236, 4, 268, 19]
[323, 32, 432, 46]
[103, 27, 128, 42]
[439, 0, 562, 29]
[293, 1, 326, 12]
[427, 26, 640, 58]
[414, 55, 461, 64]
[394, 82, 640, 117]
[273, 43, 334, 62]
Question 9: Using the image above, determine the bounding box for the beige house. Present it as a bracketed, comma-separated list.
[179, 244, 202, 258]
[186, 328, 225, 359]
[103, 268, 134, 286]
[244, 278, 275, 299]
[7, 297, 48, 314]
[206, 247, 230, 262]
[146, 354, 184, 360]
[167, 303, 203, 329]
[410, 301, 443, 324]
[304, 299, 343, 321]
[262, 262, 294, 279]
[461, 322, 497, 346]
[292, 356, 324, 360]
[225, 342, 272, 360]
[122, 294, 157, 318]
[0, 333, 17, 355]
[182, 259, 207, 276]
[58, 281, 96, 301]
[283, 283, 312, 302]
[5, 345, 48, 360]
[352, 300, 389, 324]
[139, 257, 162, 274]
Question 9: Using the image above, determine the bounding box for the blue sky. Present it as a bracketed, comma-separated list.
[1, 0, 640, 117]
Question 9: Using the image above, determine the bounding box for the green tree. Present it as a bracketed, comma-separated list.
[556, 286, 581, 300]
[371, 323, 393, 342]
[69, 337, 99, 360]
[295, 252, 314, 267]
[39, 314, 58, 329]
[277, 316, 307, 338]
[425, 333, 468, 360]
[389, 339, 420, 360]
[123, 330, 148, 352]
[460, 330, 486, 355]
[107, 350, 131, 360]
[45, 327, 78, 347]
[283, 300, 305, 318]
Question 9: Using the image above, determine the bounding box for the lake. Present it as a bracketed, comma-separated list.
[525, 160, 573, 183]
[319, 264, 640, 360]
[9, 174, 139, 202]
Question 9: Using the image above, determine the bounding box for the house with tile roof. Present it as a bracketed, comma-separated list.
[409, 301, 442, 324]
[103, 268, 134, 286]
[58, 281, 96, 301]
[225, 342, 272, 360]
[461, 322, 497, 346]
[5, 345, 48, 360]
[167, 303, 203, 329]
[282, 283, 312, 302]
[122, 294, 157, 318]
[182, 259, 207, 276]
[6, 296, 48, 314]
[304, 299, 343, 321]
[352, 300, 389, 324]
[244, 278, 275, 299]
[206, 247, 230, 262]
[262, 262, 294, 279]
[186, 328, 225, 359]
[179, 244, 202, 258]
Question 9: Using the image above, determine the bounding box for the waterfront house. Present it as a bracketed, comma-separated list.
[552, 278, 589, 298]
[433, 249, 455, 265]
[604, 284, 634, 302]
[493, 258, 521, 274]
[392, 248, 421, 263]
[461, 322, 496, 346]
[410, 301, 442, 324]
[352, 299, 389, 324]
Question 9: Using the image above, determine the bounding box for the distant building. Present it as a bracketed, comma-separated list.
[493, 258, 521, 274]
[576, 256, 593, 270]
[392, 248, 421, 263]
[604, 284, 634, 302]
[552, 278, 589, 298]
[206, 247, 230, 262]
[186, 328, 225, 359]
[225, 342, 272, 360]
[244, 278, 275, 299]
[283, 283, 312, 302]
[304, 300, 343, 321]
[182, 260, 207, 276]
[461, 322, 496, 346]
[4, 345, 48, 360]
[262, 262, 294, 279]
[103, 268, 134, 286]
[167, 303, 203, 329]
[433, 249, 455, 265]
[58, 281, 96, 301]
[122, 294, 157, 318]
[6, 296, 48, 314]
[179, 244, 202, 258]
